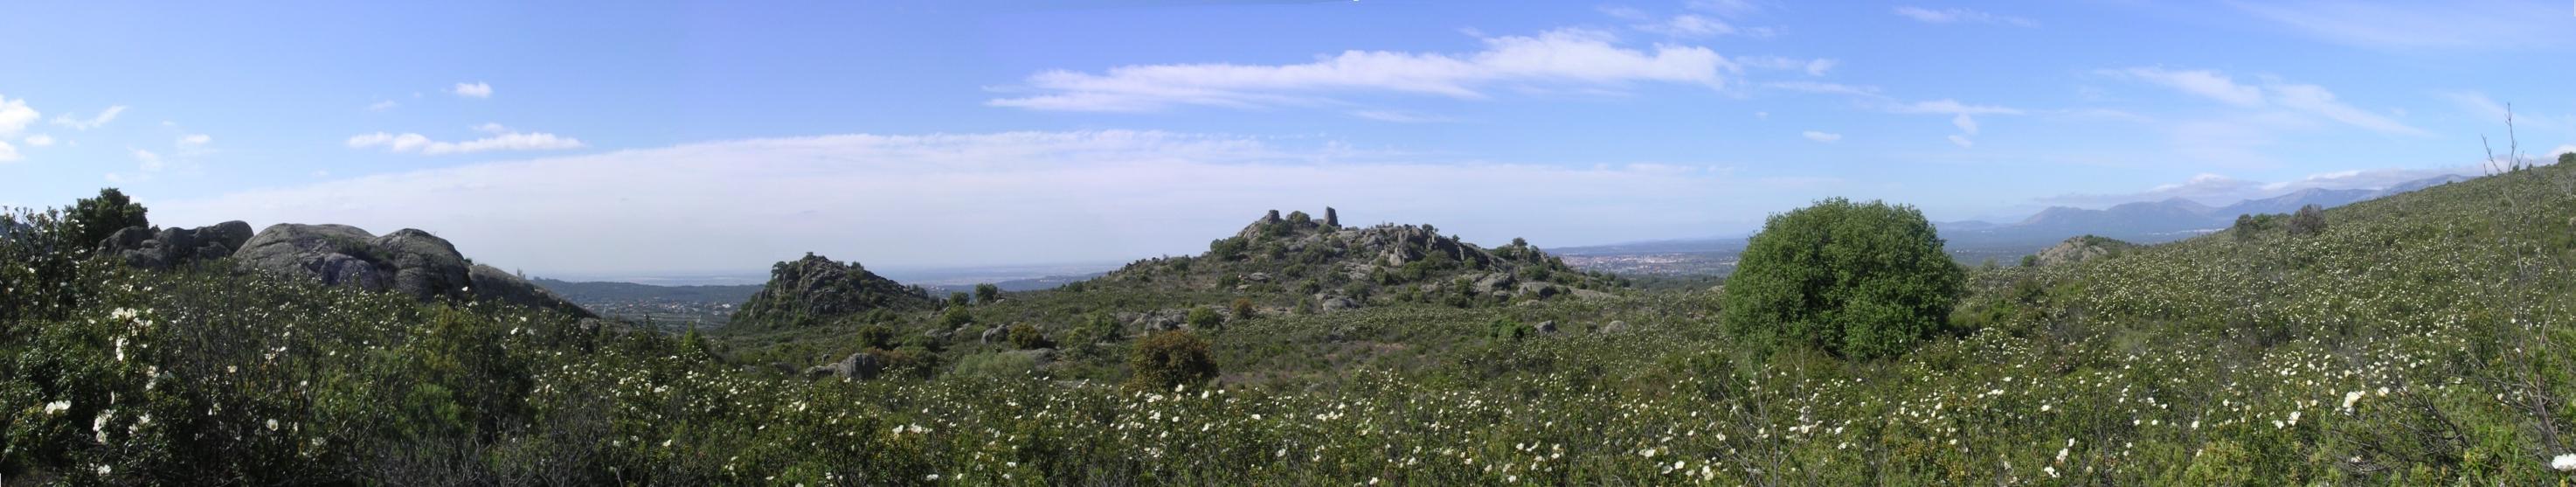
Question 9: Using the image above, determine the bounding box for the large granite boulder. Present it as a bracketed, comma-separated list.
[804, 351, 887, 380]
[99, 220, 254, 269]
[236, 223, 592, 317]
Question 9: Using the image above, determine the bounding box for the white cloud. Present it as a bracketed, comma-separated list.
[1947, 135, 1975, 148]
[2108, 68, 2263, 107]
[1763, 81, 1880, 97]
[23, 134, 53, 147]
[0, 141, 16, 163]
[987, 28, 1738, 112]
[1892, 99, 2024, 115]
[1737, 57, 1837, 76]
[178, 134, 211, 147]
[1893, 6, 2038, 27]
[2232, 1, 2566, 50]
[1951, 113, 1979, 135]
[1347, 110, 1452, 123]
[348, 130, 585, 155]
[452, 82, 493, 99]
[50, 105, 126, 130]
[133, 149, 164, 172]
[155, 130, 1829, 275]
[0, 95, 37, 136]
[472, 122, 510, 134]
[2107, 67, 2424, 136]
[2550, 145, 2576, 158]
[1802, 130, 1841, 143]
[367, 100, 399, 111]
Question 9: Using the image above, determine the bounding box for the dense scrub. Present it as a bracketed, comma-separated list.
[4, 163, 2576, 484]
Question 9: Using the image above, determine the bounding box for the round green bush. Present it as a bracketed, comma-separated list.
[1126, 330, 1217, 390]
[1721, 198, 1964, 359]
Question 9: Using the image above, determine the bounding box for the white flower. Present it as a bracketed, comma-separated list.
[267, 419, 280, 431]
[2343, 391, 2365, 413]
[924, 474, 941, 481]
[2552, 453, 2576, 471]
[43, 400, 71, 414]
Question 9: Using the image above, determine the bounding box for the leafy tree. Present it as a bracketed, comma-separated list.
[939, 306, 973, 328]
[68, 188, 149, 248]
[973, 283, 1001, 304]
[947, 291, 970, 307]
[1187, 306, 1222, 330]
[1126, 330, 1217, 390]
[1008, 324, 1052, 350]
[2561, 151, 2575, 167]
[2288, 205, 2327, 237]
[1721, 198, 1965, 359]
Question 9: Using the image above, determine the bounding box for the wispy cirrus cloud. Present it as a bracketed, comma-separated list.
[2102, 67, 2425, 136]
[346, 129, 585, 155]
[987, 28, 1740, 112]
[2231, 0, 2567, 51]
[49, 105, 124, 130]
[1893, 6, 2038, 27]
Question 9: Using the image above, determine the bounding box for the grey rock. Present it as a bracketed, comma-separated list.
[99, 220, 253, 269]
[1535, 320, 1558, 334]
[980, 325, 1008, 344]
[1317, 296, 1361, 313]
[236, 223, 592, 317]
[806, 351, 886, 380]
[1599, 320, 1630, 334]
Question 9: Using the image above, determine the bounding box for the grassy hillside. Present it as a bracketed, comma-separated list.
[3, 165, 2573, 484]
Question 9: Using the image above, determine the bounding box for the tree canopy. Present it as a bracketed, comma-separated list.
[1721, 198, 1965, 359]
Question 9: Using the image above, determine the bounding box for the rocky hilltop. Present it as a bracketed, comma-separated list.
[231, 223, 593, 317]
[2026, 234, 2137, 268]
[1090, 208, 1621, 312]
[728, 253, 936, 330]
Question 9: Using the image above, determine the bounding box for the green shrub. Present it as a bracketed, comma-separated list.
[1721, 198, 1965, 359]
[1230, 298, 1256, 320]
[1187, 306, 1222, 330]
[856, 324, 896, 351]
[1008, 324, 1052, 350]
[1126, 330, 1217, 390]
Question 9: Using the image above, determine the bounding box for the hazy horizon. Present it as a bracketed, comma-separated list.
[7, 1, 2573, 276]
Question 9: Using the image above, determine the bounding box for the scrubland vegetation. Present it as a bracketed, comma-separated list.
[5, 163, 2576, 484]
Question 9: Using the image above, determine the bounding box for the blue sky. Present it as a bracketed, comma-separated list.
[3, 1, 2573, 277]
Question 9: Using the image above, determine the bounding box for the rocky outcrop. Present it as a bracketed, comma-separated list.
[234, 223, 592, 317]
[729, 254, 935, 330]
[805, 351, 886, 380]
[1116, 308, 1193, 331]
[2029, 235, 2138, 268]
[99, 220, 253, 269]
[1094, 208, 1623, 310]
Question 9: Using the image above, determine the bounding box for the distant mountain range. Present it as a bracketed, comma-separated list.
[1942, 174, 2469, 247]
[1551, 174, 2473, 273]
